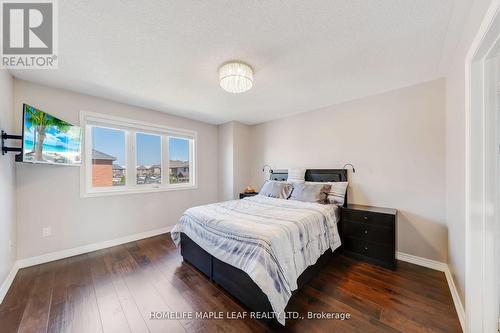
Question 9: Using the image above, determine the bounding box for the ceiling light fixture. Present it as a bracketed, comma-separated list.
[219, 61, 253, 93]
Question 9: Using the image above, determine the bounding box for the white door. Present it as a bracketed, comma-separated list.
[483, 50, 500, 333]
[467, 5, 500, 332]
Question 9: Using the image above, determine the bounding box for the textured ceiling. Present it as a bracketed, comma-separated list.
[10, 0, 469, 124]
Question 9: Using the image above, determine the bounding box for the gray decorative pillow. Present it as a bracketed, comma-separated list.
[259, 180, 293, 199]
[306, 181, 348, 206]
[289, 183, 332, 204]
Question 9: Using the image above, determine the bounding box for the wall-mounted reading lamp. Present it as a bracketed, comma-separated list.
[262, 164, 274, 177]
[342, 163, 356, 173]
[1, 130, 22, 156]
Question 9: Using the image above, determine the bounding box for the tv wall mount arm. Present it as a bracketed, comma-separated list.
[1, 130, 22, 155]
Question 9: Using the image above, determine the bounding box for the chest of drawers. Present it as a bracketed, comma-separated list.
[341, 204, 397, 270]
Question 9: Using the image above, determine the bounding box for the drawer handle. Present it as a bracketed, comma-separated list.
[364, 229, 368, 234]
[364, 246, 368, 251]
[363, 216, 368, 220]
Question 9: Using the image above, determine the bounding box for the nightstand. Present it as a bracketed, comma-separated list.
[341, 204, 397, 270]
[239, 192, 258, 199]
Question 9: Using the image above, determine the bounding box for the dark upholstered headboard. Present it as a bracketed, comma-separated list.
[269, 169, 348, 206]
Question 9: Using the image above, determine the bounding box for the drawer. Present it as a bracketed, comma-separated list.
[343, 236, 394, 264]
[342, 221, 393, 246]
[342, 209, 394, 228]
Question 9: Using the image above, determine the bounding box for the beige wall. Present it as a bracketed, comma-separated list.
[14, 79, 219, 260]
[218, 122, 234, 201]
[248, 79, 447, 262]
[232, 122, 252, 199]
[0, 71, 16, 288]
[217, 121, 252, 201]
[445, 0, 492, 305]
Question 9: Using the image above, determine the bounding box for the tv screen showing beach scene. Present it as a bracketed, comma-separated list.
[22, 104, 82, 165]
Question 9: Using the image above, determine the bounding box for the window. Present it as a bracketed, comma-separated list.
[81, 112, 196, 197]
[91, 127, 126, 187]
[136, 133, 161, 185]
[168, 137, 191, 184]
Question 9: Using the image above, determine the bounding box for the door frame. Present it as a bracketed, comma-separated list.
[465, 1, 500, 332]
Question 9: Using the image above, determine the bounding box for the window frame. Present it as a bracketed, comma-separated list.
[80, 111, 197, 198]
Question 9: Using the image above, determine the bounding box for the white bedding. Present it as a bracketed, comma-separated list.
[170, 195, 341, 324]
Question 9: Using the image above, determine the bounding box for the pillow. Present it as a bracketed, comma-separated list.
[289, 183, 332, 204]
[287, 168, 306, 183]
[306, 181, 348, 206]
[259, 180, 293, 199]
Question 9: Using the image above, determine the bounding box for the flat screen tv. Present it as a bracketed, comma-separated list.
[19, 104, 82, 165]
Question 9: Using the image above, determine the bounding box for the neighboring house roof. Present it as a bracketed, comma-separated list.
[169, 160, 189, 168]
[112, 164, 124, 170]
[92, 149, 116, 161]
[137, 165, 148, 170]
[151, 164, 161, 169]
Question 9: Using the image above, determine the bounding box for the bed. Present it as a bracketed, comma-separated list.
[171, 169, 347, 325]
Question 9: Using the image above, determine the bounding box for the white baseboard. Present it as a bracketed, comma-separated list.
[0, 226, 172, 305]
[0, 262, 20, 304]
[396, 251, 448, 271]
[443, 268, 466, 332]
[17, 226, 172, 269]
[397, 251, 465, 332]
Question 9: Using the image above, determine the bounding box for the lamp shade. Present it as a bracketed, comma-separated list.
[219, 62, 253, 93]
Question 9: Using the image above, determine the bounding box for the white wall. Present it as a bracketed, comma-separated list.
[0, 71, 16, 287]
[249, 79, 448, 262]
[445, 0, 492, 306]
[14, 79, 219, 260]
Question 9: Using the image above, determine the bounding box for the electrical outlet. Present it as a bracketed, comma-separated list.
[42, 226, 51, 237]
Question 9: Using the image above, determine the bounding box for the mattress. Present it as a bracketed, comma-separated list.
[171, 195, 341, 324]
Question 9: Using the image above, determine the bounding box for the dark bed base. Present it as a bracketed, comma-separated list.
[180, 233, 334, 315]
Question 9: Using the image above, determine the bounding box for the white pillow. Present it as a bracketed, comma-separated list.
[305, 181, 348, 206]
[259, 180, 293, 199]
[287, 168, 306, 183]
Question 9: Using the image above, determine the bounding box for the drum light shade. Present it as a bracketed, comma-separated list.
[219, 62, 253, 93]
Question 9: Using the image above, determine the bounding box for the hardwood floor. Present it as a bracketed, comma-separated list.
[0, 234, 462, 333]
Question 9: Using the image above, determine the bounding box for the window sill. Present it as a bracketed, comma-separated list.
[81, 184, 197, 198]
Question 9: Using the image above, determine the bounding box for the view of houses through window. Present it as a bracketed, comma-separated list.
[91, 127, 126, 187]
[136, 133, 162, 185]
[90, 125, 193, 190]
[169, 137, 190, 184]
